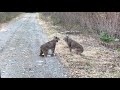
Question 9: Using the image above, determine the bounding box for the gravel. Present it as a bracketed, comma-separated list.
[0, 13, 70, 78]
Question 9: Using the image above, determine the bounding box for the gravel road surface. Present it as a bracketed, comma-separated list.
[0, 13, 69, 78]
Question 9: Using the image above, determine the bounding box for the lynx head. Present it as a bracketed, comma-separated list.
[54, 36, 60, 42]
[63, 35, 69, 42]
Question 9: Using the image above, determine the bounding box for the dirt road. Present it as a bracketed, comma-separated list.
[0, 13, 69, 78]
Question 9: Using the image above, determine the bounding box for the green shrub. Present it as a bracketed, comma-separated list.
[100, 32, 114, 43]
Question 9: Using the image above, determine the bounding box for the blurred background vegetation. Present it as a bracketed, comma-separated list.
[40, 12, 120, 40]
[0, 12, 22, 23]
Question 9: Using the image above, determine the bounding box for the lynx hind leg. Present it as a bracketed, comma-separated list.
[51, 48, 55, 57]
[43, 50, 48, 57]
[76, 50, 79, 55]
[76, 49, 82, 55]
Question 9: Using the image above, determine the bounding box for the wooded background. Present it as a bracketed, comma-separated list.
[41, 12, 120, 39]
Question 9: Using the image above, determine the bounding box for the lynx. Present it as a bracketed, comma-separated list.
[63, 36, 84, 54]
[39, 36, 60, 57]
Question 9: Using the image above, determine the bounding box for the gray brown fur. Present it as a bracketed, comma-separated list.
[63, 36, 84, 54]
[39, 36, 60, 57]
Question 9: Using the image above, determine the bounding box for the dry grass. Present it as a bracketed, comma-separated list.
[39, 14, 120, 78]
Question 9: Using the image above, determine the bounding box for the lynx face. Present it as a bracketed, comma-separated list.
[54, 36, 60, 42]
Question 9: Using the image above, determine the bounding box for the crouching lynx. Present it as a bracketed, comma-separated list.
[63, 36, 84, 54]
